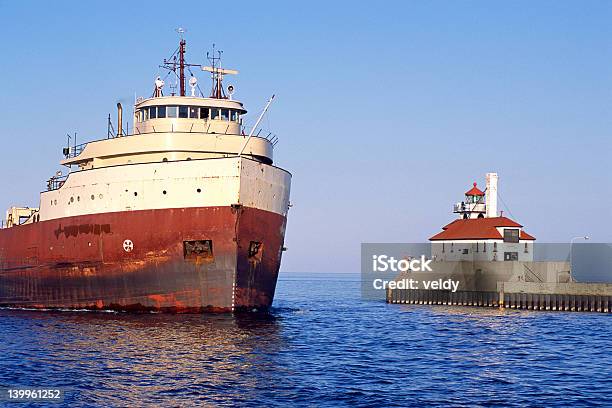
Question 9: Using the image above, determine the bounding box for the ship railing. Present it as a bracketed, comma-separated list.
[47, 175, 69, 191]
[240, 125, 279, 148]
[63, 142, 88, 159]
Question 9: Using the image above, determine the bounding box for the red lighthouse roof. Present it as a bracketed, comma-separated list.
[429, 216, 536, 241]
[465, 182, 484, 196]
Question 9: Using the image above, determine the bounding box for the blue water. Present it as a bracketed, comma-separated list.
[1, 273, 611, 407]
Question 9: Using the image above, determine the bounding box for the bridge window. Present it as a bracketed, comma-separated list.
[138, 105, 240, 121]
[179, 106, 188, 118]
[167, 106, 178, 118]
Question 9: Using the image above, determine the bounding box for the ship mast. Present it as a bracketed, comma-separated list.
[160, 28, 193, 97]
[179, 39, 186, 97]
[207, 45, 223, 98]
[158, 32, 238, 100]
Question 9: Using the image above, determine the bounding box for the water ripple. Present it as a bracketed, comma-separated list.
[0, 274, 611, 406]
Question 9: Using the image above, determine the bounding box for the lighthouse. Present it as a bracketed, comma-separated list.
[430, 173, 535, 262]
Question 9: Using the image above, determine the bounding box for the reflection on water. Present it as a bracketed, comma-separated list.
[1, 273, 611, 407]
[0, 311, 286, 406]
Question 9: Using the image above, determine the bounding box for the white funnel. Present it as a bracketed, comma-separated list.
[485, 173, 498, 218]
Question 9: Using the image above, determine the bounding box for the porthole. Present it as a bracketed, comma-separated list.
[197, 188, 202, 193]
[134, 192, 138, 197]
[77, 196, 80, 202]
[54, 199, 57, 205]
[99, 194, 103, 199]
[186, 157, 192, 161]
[162, 158, 168, 162]
[91, 195, 95, 200]
[163, 190, 167, 195]
[70, 197, 74, 203]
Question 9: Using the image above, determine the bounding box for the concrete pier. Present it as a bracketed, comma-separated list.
[387, 282, 612, 313]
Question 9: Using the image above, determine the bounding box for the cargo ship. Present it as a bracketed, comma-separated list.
[0, 38, 291, 312]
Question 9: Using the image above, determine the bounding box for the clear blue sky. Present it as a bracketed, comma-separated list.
[1, 1, 611, 273]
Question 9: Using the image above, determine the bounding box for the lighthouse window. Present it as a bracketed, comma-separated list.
[504, 252, 519, 261]
[167, 106, 178, 118]
[503, 229, 520, 243]
[149, 106, 157, 119]
[157, 106, 166, 118]
[200, 107, 209, 119]
[189, 107, 198, 118]
[179, 106, 189, 118]
[211, 108, 219, 120]
[220, 109, 229, 121]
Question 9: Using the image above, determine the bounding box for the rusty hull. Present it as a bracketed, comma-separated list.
[0, 206, 287, 313]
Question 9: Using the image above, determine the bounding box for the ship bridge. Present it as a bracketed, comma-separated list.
[60, 40, 276, 172]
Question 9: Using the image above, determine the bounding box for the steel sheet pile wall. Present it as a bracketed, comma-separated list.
[387, 282, 612, 313]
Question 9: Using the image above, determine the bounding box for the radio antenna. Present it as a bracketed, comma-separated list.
[203, 44, 238, 99]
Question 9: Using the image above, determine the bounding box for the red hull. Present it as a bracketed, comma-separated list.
[0, 206, 286, 313]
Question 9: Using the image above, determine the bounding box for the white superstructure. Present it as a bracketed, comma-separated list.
[7, 38, 290, 228]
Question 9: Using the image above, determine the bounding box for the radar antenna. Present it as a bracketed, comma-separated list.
[203, 44, 238, 99]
